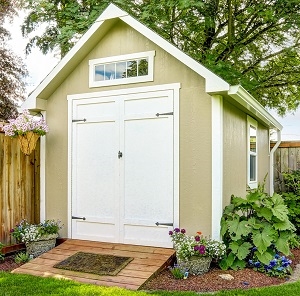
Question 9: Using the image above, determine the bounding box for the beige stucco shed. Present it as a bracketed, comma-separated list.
[23, 4, 282, 247]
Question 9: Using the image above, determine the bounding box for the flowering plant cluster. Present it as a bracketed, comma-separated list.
[248, 252, 292, 277]
[3, 109, 49, 137]
[10, 219, 62, 244]
[169, 228, 226, 261]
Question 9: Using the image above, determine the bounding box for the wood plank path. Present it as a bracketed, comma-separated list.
[11, 239, 175, 290]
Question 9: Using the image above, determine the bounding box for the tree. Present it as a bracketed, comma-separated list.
[0, 0, 27, 121]
[20, 0, 300, 115]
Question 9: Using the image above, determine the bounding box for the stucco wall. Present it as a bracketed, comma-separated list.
[223, 99, 270, 207]
[44, 20, 213, 238]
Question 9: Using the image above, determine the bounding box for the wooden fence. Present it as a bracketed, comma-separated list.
[0, 129, 40, 245]
[273, 141, 300, 193]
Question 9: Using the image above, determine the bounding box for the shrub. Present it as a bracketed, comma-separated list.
[220, 185, 297, 271]
[281, 170, 300, 234]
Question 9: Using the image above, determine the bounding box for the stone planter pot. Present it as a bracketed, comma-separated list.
[177, 256, 212, 275]
[25, 234, 58, 258]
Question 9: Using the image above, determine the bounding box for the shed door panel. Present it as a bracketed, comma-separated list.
[71, 91, 173, 247]
[71, 98, 119, 242]
[121, 95, 173, 247]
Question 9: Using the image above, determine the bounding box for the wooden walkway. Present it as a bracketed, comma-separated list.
[11, 239, 175, 290]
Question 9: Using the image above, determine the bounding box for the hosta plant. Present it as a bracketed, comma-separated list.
[220, 185, 297, 270]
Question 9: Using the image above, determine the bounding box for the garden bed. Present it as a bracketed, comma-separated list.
[141, 248, 300, 292]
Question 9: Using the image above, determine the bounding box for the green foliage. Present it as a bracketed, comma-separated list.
[169, 264, 185, 279]
[281, 170, 300, 234]
[220, 186, 296, 270]
[14, 252, 30, 264]
[0, 0, 27, 120]
[19, 0, 300, 114]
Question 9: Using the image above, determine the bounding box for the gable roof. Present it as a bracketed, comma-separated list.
[23, 3, 282, 130]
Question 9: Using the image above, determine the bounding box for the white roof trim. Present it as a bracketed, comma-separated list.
[228, 85, 283, 130]
[24, 3, 229, 110]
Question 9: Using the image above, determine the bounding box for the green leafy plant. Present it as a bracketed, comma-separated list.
[168, 264, 185, 279]
[220, 185, 296, 270]
[282, 170, 300, 195]
[280, 170, 300, 234]
[14, 252, 30, 264]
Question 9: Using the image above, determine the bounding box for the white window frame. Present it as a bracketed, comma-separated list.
[89, 51, 155, 88]
[247, 116, 258, 189]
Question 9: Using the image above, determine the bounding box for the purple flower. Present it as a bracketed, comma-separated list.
[10, 228, 14, 233]
[195, 235, 200, 242]
[254, 261, 261, 268]
[174, 228, 180, 233]
[181, 229, 186, 234]
[169, 231, 173, 236]
[199, 245, 206, 255]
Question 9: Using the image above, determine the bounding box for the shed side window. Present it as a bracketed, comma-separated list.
[247, 116, 258, 189]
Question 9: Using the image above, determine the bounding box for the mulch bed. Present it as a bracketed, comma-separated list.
[141, 248, 300, 292]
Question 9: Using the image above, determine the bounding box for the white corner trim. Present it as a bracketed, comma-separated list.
[173, 85, 180, 230]
[67, 98, 73, 239]
[39, 111, 46, 222]
[269, 130, 281, 195]
[211, 95, 223, 241]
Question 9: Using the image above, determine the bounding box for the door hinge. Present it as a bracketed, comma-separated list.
[118, 151, 123, 159]
[156, 112, 173, 117]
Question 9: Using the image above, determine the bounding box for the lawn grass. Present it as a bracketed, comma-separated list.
[0, 272, 299, 296]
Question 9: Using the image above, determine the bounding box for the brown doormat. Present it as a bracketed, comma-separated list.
[53, 252, 133, 276]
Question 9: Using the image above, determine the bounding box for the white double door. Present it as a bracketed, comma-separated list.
[71, 89, 174, 247]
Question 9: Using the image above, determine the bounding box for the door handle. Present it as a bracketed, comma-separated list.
[155, 222, 173, 226]
[72, 216, 86, 220]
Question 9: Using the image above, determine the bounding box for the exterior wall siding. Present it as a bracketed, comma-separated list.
[223, 99, 270, 206]
[44, 20, 213, 238]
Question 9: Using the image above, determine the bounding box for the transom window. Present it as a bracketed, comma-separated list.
[89, 51, 155, 88]
[247, 116, 258, 189]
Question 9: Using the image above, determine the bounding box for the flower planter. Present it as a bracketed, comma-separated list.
[177, 256, 212, 275]
[25, 234, 58, 258]
[18, 131, 40, 155]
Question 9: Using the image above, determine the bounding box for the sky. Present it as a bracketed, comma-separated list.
[4, 11, 300, 141]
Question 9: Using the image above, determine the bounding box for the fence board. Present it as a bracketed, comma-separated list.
[272, 141, 300, 193]
[0, 131, 40, 245]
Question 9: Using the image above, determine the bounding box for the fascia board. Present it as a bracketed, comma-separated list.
[228, 85, 283, 130]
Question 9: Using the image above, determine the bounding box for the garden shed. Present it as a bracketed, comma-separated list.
[22, 4, 282, 248]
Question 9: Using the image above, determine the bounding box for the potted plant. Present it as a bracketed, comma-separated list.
[169, 228, 226, 275]
[10, 219, 62, 258]
[3, 109, 49, 155]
